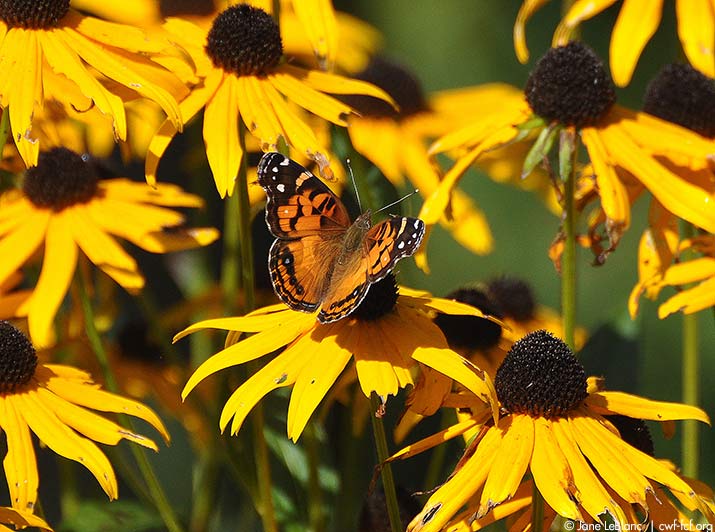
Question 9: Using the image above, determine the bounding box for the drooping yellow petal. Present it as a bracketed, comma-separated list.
[570, 413, 650, 506]
[37, 387, 158, 451]
[551, 417, 627, 525]
[100, 179, 205, 208]
[28, 214, 78, 347]
[42, 365, 169, 443]
[8, 29, 41, 167]
[599, 123, 715, 233]
[514, 0, 550, 63]
[235, 75, 283, 150]
[269, 70, 353, 126]
[181, 314, 310, 399]
[408, 426, 502, 532]
[659, 276, 715, 317]
[0, 506, 51, 531]
[66, 206, 137, 272]
[531, 417, 582, 521]
[222, 338, 310, 435]
[174, 307, 305, 340]
[388, 418, 480, 463]
[204, 74, 242, 198]
[554, 0, 619, 46]
[479, 415, 534, 517]
[610, 0, 664, 86]
[663, 257, 715, 285]
[16, 391, 118, 499]
[582, 127, 630, 226]
[138, 227, 219, 253]
[350, 320, 401, 399]
[0, 398, 38, 512]
[286, 323, 352, 441]
[588, 391, 711, 424]
[676, 0, 715, 78]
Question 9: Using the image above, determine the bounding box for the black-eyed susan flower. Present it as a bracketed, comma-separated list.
[515, 0, 715, 86]
[178, 275, 499, 442]
[0, 0, 188, 167]
[396, 330, 710, 532]
[146, 3, 394, 198]
[342, 56, 494, 269]
[421, 43, 715, 263]
[0, 321, 169, 512]
[0, 147, 219, 347]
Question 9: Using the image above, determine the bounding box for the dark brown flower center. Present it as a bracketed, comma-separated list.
[643, 63, 715, 138]
[0, 321, 37, 393]
[495, 330, 587, 418]
[23, 148, 99, 210]
[487, 276, 535, 322]
[525, 42, 615, 128]
[433, 287, 503, 350]
[607, 414, 655, 457]
[342, 56, 428, 120]
[205, 4, 283, 76]
[352, 274, 399, 322]
[0, 0, 69, 29]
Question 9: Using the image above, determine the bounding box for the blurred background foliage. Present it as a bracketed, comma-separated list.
[37, 1, 714, 531]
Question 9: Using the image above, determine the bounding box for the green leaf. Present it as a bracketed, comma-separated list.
[59, 500, 163, 532]
[522, 124, 559, 179]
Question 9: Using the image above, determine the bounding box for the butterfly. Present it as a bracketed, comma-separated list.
[257, 152, 425, 323]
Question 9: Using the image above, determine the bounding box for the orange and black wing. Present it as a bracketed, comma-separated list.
[317, 253, 370, 323]
[257, 152, 351, 239]
[365, 217, 425, 282]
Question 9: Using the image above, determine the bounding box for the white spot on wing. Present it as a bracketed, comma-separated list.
[280, 157, 290, 166]
[398, 241, 405, 249]
[277, 184, 285, 192]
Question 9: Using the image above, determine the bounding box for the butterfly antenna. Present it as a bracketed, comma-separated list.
[375, 189, 420, 215]
[346, 158, 363, 213]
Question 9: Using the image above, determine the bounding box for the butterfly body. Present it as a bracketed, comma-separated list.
[257, 152, 425, 323]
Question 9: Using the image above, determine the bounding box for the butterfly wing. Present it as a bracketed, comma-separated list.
[317, 216, 425, 323]
[269, 235, 343, 313]
[365, 216, 425, 282]
[257, 152, 351, 238]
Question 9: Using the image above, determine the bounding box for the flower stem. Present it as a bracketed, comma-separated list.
[0, 108, 10, 156]
[682, 311, 700, 478]
[236, 123, 256, 313]
[370, 393, 402, 532]
[76, 270, 184, 532]
[305, 423, 325, 532]
[221, 190, 240, 315]
[559, 129, 578, 350]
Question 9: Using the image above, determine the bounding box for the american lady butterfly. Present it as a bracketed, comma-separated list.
[257, 152, 425, 323]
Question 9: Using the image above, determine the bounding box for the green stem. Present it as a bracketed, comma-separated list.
[236, 123, 256, 313]
[559, 129, 578, 350]
[370, 393, 401, 532]
[305, 423, 325, 532]
[682, 311, 699, 478]
[221, 191, 240, 315]
[531, 484, 545, 532]
[0, 108, 10, 157]
[76, 271, 184, 532]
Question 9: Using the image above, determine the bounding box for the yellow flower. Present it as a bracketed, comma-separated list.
[392, 331, 710, 532]
[178, 275, 498, 442]
[0, 147, 219, 346]
[515, 0, 715, 86]
[0, 321, 169, 512]
[146, 3, 394, 198]
[421, 43, 715, 262]
[0, 0, 187, 167]
[0, 273, 30, 322]
[0, 506, 51, 532]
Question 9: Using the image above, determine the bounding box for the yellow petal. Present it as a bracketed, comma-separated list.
[663, 257, 715, 285]
[582, 127, 630, 226]
[278, 64, 396, 109]
[531, 417, 582, 521]
[173, 308, 305, 341]
[269, 70, 353, 126]
[551, 417, 628, 525]
[28, 214, 78, 348]
[588, 391, 711, 424]
[610, 0, 664, 86]
[676, 0, 715, 78]
[0, 398, 38, 512]
[569, 413, 649, 506]
[67, 206, 137, 271]
[659, 276, 715, 317]
[351, 321, 401, 399]
[16, 391, 118, 499]
[514, 0, 550, 63]
[405, 365, 452, 417]
[43, 365, 169, 443]
[0, 506, 50, 530]
[236, 75, 283, 150]
[479, 415, 534, 517]
[181, 315, 310, 400]
[100, 179, 205, 208]
[388, 418, 480, 463]
[0, 209, 49, 285]
[222, 339, 309, 435]
[204, 75, 241, 198]
[292, 0, 338, 68]
[37, 387, 158, 451]
[554, 0, 619, 46]
[599, 122, 715, 233]
[286, 323, 352, 441]
[138, 227, 219, 253]
[8, 29, 41, 167]
[348, 118, 403, 186]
